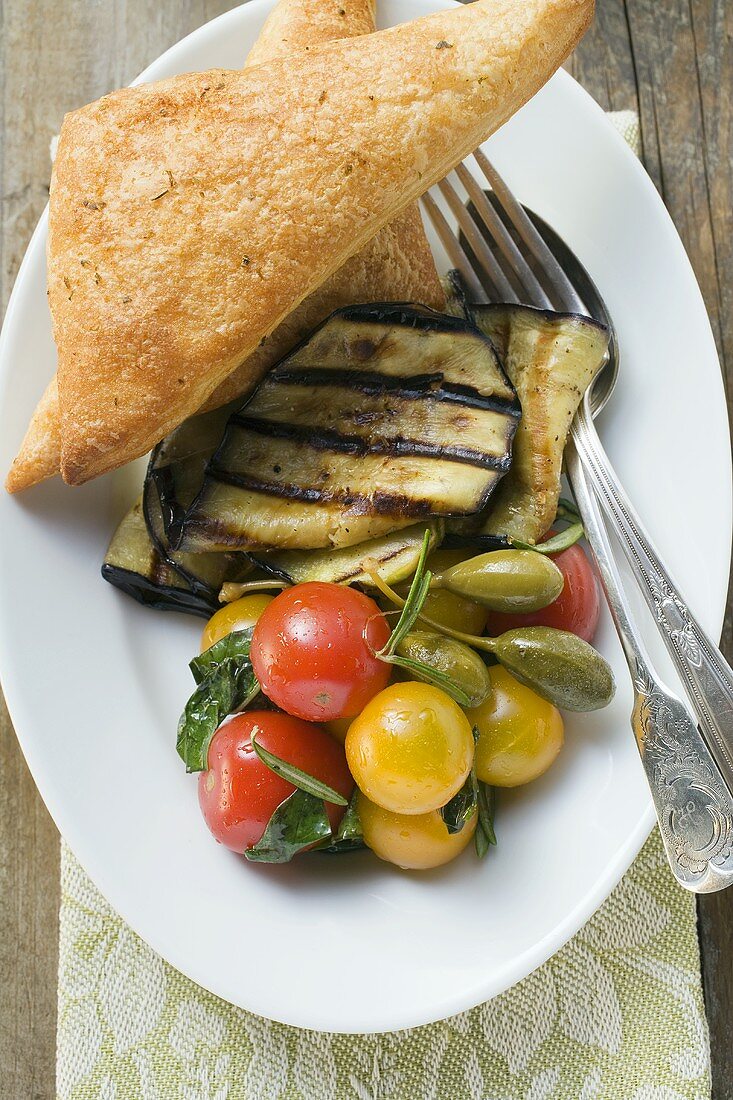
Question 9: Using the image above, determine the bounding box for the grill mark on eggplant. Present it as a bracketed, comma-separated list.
[251, 539, 406, 585]
[175, 306, 521, 551]
[229, 415, 512, 471]
[265, 367, 520, 415]
[337, 302, 477, 333]
[207, 465, 436, 517]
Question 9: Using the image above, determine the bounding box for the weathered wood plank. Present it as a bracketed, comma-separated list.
[0, 702, 58, 1097]
[567, 0, 640, 113]
[0, 3, 233, 1095]
[604, 4, 733, 1098]
[0, 2, 731, 1097]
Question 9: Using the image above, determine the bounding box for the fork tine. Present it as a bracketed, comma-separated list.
[435, 179, 518, 303]
[473, 149, 587, 314]
[454, 162, 554, 310]
[420, 193, 488, 303]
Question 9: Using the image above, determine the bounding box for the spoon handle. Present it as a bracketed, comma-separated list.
[567, 443, 733, 892]
[572, 400, 733, 796]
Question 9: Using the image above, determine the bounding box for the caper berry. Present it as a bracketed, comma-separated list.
[437, 550, 564, 613]
[490, 626, 615, 711]
[396, 631, 493, 707]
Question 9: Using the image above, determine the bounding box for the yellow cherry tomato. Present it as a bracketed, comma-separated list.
[324, 717, 351, 744]
[201, 594, 274, 652]
[358, 792, 477, 870]
[397, 550, 488, 635]
[465, 665, 564, 787]
[346, 682, 474, 815]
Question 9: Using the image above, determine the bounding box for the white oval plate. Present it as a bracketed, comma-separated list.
[0, 0, 729, 1034]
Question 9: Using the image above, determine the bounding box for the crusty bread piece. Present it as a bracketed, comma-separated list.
[5, 376, 61, 493]
[246, 0, 377, 66]
[5, 0, 442, 493]
[49, 0, 592, 485]
[202, 0, 444, 411]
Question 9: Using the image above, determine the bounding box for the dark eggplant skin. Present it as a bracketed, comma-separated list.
[441, 531, 512, 553]
[102, 497, 250, 618]
[144, 402, 237, 553]
[441, 270, 473, 320]
[178, 302, 521, 554]
[101, 563, 216, 618]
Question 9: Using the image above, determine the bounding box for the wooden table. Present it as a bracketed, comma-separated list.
[1, 1, 730, 1095]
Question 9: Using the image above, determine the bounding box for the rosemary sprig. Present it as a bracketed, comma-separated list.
[511, 522, 584, 556]
[509, 495, 584, 555]
[378, 531, 433, 658]
[251, 732, 348, 806]
[369, 533, 474, 705]
[386, 653, 474, 708]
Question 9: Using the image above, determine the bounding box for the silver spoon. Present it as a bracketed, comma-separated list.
[422, 153, 733, 889]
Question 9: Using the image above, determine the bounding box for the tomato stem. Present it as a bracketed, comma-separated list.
[366, 568, 496, 654]
[219, 579, 288, 603]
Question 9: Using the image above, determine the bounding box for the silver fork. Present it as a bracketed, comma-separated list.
[421, 149, 733, 892]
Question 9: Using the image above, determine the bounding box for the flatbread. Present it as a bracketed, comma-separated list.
[47, 0, 591, 484]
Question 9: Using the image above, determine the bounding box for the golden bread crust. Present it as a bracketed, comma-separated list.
[48, 0, 592, 484]
[4, 377, 61, 493]
[246, 0, 376, 66]
[203, 203, 444, 410]
[6, 0, 443, 491]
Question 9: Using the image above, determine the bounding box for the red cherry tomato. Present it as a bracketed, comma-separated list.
[198, 710, 353, 853]
[486, 541, 600, 643]
[251, 582, 392, 721]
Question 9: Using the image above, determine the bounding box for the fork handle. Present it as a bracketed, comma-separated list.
[567, 445, 733, 892]
[571, 403, 733, 795]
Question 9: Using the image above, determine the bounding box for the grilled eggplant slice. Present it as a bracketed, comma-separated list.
[473, 304, 609, 543]
[248, 520, 444, 588]
[144, 401, 238, 551]
[103, 499, 251, 617]
[179, 305, 520, 553]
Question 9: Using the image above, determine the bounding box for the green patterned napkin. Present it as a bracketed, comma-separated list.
[57, 833, 710, 1100]
[56, 111, 711, 1100]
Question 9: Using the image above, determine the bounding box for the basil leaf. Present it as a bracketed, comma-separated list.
[244, 788, 332, 863]
[176, 655, 258, 772]
[319, 787, 365, 852]
[336, 788, 363, 843]
[379, 531, 433, 658]
[251, 733, 348, 806]
[385, 653, 473, 708]
[475, 781, 497, 858]
[190, 627, 254, 684]
[440, 771, 478, 835]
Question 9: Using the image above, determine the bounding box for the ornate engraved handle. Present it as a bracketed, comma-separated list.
[631, 662, 733, 890]
[567, 444, 733, 892]
[572, 399, 733, 797]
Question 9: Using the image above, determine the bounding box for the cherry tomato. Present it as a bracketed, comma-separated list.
[200, 594, 274, 652]
[485, 541, 600, 642]
[358, 792, 477, 870]
[324, 717, 351, 744]
[251, 582, 391, 721]
[465, 666, 564, 787]
[346, 682, 474, 815]
[396, 550, 488, 636]
[198, 711, 353, 853]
